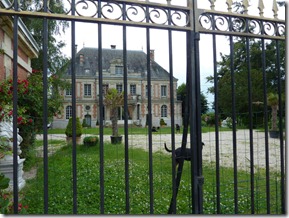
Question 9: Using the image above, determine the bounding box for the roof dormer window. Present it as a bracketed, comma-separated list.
[115, 66, 123, 75]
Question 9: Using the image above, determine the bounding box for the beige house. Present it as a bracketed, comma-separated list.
[53, 47, 182, 128]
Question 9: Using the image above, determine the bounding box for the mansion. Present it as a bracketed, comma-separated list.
[52, 47, 182, 129]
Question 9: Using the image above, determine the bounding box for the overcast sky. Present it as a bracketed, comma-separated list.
[61, 0, 286, 107]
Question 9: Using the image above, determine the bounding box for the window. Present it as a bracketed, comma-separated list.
[130, 84, 136, 95]
[84, 84, 91, 96]
[146, 85, 152, 97]
[161, 85, 167, 97]
[103, 84, 109, 95]
[66, 88, 72, 96]
[115, 66, 123, 75]
[116, 84, 122, 93]
[66, 106, 72, 119]
[161, 105, 167, 117]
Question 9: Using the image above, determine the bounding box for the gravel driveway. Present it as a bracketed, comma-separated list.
[34, 130, 284, 172]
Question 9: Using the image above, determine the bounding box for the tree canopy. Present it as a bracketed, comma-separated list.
[206, 37, 285, 119]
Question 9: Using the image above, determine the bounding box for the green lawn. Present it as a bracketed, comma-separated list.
[19, 142, 283, 215]
[46, 126, 232, 135]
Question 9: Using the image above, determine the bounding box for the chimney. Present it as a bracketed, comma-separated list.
[111, 45, 116, 49]
[150, 50, 155, 61]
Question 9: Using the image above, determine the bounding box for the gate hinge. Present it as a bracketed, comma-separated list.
[197, 176, 204, 185]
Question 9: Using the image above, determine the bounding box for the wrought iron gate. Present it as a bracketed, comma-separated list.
[0, 0, 286, 214]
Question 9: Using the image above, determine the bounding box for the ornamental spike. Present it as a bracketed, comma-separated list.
[272, 0, 278, 19]
[258, 0, 264, 17]
[226, 0, 233, 12]
[209, 0, 216, 11]
[242, 0, 249, 14]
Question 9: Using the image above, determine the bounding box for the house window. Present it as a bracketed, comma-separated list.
[66, 106, 72, 119]
[115, 66, 123, 75]
[146, 85, 152, 97]
[161, 85, 167, 97]
[66, 88, 72, 96]
[116, 84, 122, 93]
[103, 84, 109, 95]
[84, 84, 91, 96]
[130, 84, 136, 95]
[161, 105, 167, 117]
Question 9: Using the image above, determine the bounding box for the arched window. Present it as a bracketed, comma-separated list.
[66, 106, 72, 119]
[161, 105, 167, 117]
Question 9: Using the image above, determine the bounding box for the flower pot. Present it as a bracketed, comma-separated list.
[110, 136, 122, 144]
[269, 130, 279, 138]
[66, 136, 82, 145]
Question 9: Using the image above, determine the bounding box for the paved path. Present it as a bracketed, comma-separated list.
[34, 130, 284, 172]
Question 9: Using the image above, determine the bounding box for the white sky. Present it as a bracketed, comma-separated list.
[61, 0, 286, 107]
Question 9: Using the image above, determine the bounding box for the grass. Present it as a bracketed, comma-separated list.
[19, 141, 283, 215]
[46, 126, 233, 135]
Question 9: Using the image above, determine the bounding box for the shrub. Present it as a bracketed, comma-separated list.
[82, 119, 90, 128]
[160, 118, 167, 126]
[83, 136, 99, 146]
[65, 117, 83, 137]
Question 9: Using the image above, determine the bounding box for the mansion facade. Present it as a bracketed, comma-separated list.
[52, 47, 182, 128]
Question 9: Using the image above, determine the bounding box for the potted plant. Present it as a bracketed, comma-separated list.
[104, 88, 124, 144]
[83, 136, 99, 147]
[267, 92, 279, 138]
[65, 117, 83, 144]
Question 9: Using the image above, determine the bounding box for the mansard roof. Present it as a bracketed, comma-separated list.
[67, 47, 177, 81]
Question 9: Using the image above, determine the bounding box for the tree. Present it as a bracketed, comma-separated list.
[206, 38, 285, 122]
[177, 83, 209, 115]
[104, 88, 124, 138]
[15, 1, 70, 162]
[21, 0, 69, 73]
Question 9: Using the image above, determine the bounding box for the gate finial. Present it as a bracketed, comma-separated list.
[258, 0, 264, 17]
[226, 0, 233, 12]
[242, 0, 249, 14]
[209, 0, 216, 10]
[272, 0, 278, 19]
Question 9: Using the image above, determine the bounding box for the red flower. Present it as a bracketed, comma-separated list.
[17, 117, 23, 124]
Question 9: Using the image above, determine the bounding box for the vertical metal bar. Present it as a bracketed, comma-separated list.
[146, 28, 154, 214]
[245, 35, 255, 214]
[98, 29, 105, 214]
[190, 0, 203, 213]
[43, 0, 49, 213]
[97, 1, 104, 212]
[212, 32, 220, 213]
[71, 0, 77, 213]
[12, 0, 19, 214]
[189, 30, 198, 213]
[166, 8, 177, 214]
[194, 32, 203, 214]
[261, 37, 270, 214]
[122, 3, 130, 214]
[276, 39, 285, 214]
[168, 28, 176, 214]
[145, 6, 154, 212]
[229, 34, 238, 214]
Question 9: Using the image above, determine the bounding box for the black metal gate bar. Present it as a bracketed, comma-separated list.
[276, 39, 285, 214]
[212, 32, 221, 214]
[42, 0, 49, 212]
[70, 0, 78, 212]
[168, 28, 176, 214]
[145, 26, 154, 214]
[122, 20, 130, 214]
[97, 22, 105, 214]
[245, 35, 255, 214]
[12, 0, 19, 213]
[261, 37, 270, 214]
[229, 34, 238, 214]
